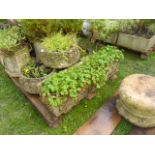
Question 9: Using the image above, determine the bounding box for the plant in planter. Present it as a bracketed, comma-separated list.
[90, 19, 138, 44]
[89, 19, 120, 44]
[19, 59, 54, 94]
[18, 19, 83, 42]
[18, 19, 83, 62]
[34, 32, 83, 68]
[39, 45, 124, 117]
[0, 26, 31, 76]
[90, 19, 155, 58]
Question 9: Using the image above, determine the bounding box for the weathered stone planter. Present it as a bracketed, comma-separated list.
[116, 74, 155, 128]
[3, 46, 31, 77]
[19, 71, 54, 94]
[34, 42, 81, 69]
[40, 86, 89, 117]
[117, 32, 155, 57]
[40, 62, 119, 117]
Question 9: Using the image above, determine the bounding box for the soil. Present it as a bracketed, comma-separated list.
[124, 26, 154, 39]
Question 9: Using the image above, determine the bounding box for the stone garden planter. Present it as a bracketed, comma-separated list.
[39, 62, 119, 117]
[19, 71, 54, 94]
[3, 46, 31, 77]
[117, 32, 155, 58]
[40, 85, 89, 117]
[116, 74, 155, 128]
[34, 42, 81, 69]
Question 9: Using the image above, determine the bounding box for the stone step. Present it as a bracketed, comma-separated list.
[74, 94, 121, 135]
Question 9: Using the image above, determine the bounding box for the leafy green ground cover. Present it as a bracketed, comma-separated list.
[0, 48, 155, 134]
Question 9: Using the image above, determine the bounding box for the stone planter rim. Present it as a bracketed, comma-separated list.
[119, 32, 155, 40]
[0, 44, 32, 57]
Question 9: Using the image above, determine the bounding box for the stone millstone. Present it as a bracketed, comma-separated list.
[116, 74, 155, 128]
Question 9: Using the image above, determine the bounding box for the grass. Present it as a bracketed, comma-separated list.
[0, 48, 155, 134]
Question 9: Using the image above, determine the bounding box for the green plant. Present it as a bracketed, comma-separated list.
[18, 19, 83, 41]
[0, 26, 25, 54]
[58, 19, 83, 34]
[90, 19, 153, 39]
[18, 19, 59, 41]
[0, 19, 7, 23]
[41, 32, 77, 52]
[40, 45, 124, 107]
[22, 60, 52, 78]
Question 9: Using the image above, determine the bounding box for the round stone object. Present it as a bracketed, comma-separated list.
[116, 74, 155, 128]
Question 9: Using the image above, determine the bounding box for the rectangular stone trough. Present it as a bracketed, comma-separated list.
[40, 62, 119, 117]
[117, 32, 155, 54]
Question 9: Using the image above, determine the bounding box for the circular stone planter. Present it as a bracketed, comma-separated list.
[34, 42, 81, 69]
[116, 74, 155, 128]
[19, 71, 54, 94]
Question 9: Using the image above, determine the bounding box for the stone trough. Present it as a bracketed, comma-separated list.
[117, 33, 155, 58]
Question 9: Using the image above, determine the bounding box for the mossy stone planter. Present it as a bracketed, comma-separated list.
[34, 42, 81, 69]
[4, 46, 31, 77]
[19, 72, 54, 94]
[116, 74, 155, 128]
[117, 32, 155, 56]
[40, 86, 89, 117]
[39, 62, 119, 117]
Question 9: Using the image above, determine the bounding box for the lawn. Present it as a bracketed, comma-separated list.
[0, 48, 155, 134]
